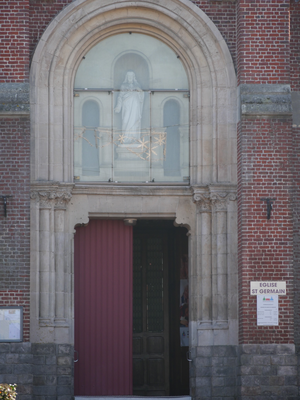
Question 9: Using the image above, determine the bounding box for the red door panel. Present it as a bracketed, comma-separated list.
[74, 219, 133, 396]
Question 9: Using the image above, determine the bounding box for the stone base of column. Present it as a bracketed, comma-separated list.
[0, 343, 74, 400]
[190, 344, 299, 399]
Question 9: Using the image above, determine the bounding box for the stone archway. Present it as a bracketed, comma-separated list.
[30, 0, 237, 360]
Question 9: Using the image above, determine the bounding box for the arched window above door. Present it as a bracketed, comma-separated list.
[74, 33, 189, 183]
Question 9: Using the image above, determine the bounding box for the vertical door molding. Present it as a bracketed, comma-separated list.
[30, 184, 73, 342]
[192, 185, 237, 345]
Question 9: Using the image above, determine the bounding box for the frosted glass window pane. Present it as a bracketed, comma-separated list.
[74, 33, 189, 183]
[150, 93, 189, 182]
[82, 101, 99, 176]
[74, 93, 113, 181]
[75, 33, 188, 90]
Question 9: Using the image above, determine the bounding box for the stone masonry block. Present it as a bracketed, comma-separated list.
[17, 384, 32, 395]
[10, 343, 31, 354]
[195, 366, 212, 377]
[196, 346, 212, 357]
[195, 385, 211, 397]
[58, 396, 73, 400]
[211, 366, 235, 377]
[239, 344, 259, 355]
[18, 394, 32, 400]
[240, 385, 261, 396]
[32, 344, 56, 355]
[195, 377, 210, 387]
[0, 355, 6, 364]
[19, 354, 33, 364]
[253, 376, 270, 387]
[275, 344, 295, 355]
[6, 354, 19, 364]
[13, 364, 32, 374]
[57, 366, 72, 375]
[57, 385, 72, 395]
[280, 385, 299, 396]
[270, 355, 286, 365]
[33, 385, 57, 396]
[277, 366, 297, 376]
[57, 375, 72, 386]
[195, 357, 211, 367]
[257, 344, 278, 355]
[33, 376, 46, 386]
[32, 365, 57, 375]
[18, 374, 33, 384]
[33, 375, 57, 386]
[269, 375, 284, 386]
[211, 356, 236, 367]
[284, 375, 298, 386]
[226, 376, 237, 387]
[240, 354, 253, 366]
[212, 385, 236, 397]
[33, 355, 45, 365]
[0, 365, 13, 374]
[0, 344, 10, 353]
[45, 355, 57, 365]
[57, 356, 72, 366]
[211, 377, 224, 386]
[57, 345, 73, 355]
[212, 345, 237, 357]
[2, 374, 16, 383]
[252, 355, 271, 365]
[285, 355, 298, 365]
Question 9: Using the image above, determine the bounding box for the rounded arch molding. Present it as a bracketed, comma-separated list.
[31, 0, 237, 185]
[30, 0, 238, 346]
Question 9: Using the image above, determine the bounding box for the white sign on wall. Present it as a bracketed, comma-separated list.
[250, 281, 286, 296]
[257, 295, 278, 326]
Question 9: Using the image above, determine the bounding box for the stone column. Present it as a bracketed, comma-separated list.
[31, 185, 73, 341]
[38, 200, 52, 324]
[192, 187, 237, 339]
[54, 207, 65, 324]
[193, 192, 212, 326]
[211, 192, 228, 325]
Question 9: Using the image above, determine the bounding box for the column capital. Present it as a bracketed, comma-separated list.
[31, 183, 74, 209]
[192, 186, 237, 212]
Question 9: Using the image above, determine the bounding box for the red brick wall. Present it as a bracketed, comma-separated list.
[0, 117, 31, 341]
[237, 0, 290, 85]
[237, 118, 294, 344]
[29, 0, 73, 57]
[290, 4, 300, 347]
[0, 1, 30, 83]
[28, 1, 237, 68]
[290, 3, 300, 92]
[191, 1, 237, 68]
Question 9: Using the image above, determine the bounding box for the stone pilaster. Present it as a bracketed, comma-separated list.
[30, 184, 73, 342]
[192, 186, 237, 344]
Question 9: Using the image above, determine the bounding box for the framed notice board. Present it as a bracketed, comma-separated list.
[0, 306, 23, 342]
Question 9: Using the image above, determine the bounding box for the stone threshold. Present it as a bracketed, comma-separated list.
[75, 397, 191, 400]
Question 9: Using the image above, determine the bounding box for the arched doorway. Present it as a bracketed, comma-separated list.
[30, 1, 237, 398]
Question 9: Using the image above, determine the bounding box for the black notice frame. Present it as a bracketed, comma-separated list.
[0, 306, 23, 342]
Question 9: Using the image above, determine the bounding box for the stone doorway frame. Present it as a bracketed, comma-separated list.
[30, 0, 238, 351]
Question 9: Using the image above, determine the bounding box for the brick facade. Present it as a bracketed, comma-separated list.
[237, 118, 294, 344]
[0, 117, 30, 341]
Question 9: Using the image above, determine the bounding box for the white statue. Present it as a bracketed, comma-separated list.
[114, 71, 144, 144]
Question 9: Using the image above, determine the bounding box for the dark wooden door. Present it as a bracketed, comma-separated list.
[132, 230, 169, 396]
[74, 219, 133, 396]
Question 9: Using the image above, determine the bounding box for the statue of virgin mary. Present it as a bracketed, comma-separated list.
[114, 71, 144, 144]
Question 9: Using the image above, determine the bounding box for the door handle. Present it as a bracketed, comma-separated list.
[74, 349, 79, 363]
[186, 350, 192, 362]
